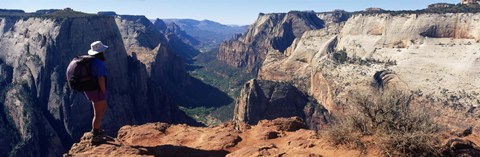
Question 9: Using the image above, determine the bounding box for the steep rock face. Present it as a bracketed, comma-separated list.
[115, 15, 192, 88]
[0, 61, 15, 156]
[258, 11, 350, 111]
[67, 117, 365, 157]
[233, 79, 329, 130]
[259, 11, 349, 93]
[0, 16, 67, 157]
[333, 13, 480, 106]
[217, 11, 325, 73]
[0, 13, 196, 156]
[2, 85, 65, 157]
[115, 15, 164, 70]
[260, 34, 339, 111]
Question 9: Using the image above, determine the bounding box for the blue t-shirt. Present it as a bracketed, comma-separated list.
[91, 58, 107, 77]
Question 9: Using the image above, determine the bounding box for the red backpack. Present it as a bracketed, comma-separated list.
[66, 55, 99, 91]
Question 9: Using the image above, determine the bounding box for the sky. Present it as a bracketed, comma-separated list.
[2, 0, 460, 25]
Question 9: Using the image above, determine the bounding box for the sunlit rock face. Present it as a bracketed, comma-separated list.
[217, 11, 326, 73]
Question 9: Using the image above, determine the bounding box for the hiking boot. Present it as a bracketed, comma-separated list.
[91, 134, 106, 145]
[90, 129, 107, 145]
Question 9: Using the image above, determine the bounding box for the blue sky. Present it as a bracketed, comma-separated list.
[2, 0, 460, 25]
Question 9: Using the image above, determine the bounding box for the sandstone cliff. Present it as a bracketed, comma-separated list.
[255, 11, 350, 112]
[330, 13, 480, 109]
[233, 79, 329, 130]
[253, 11, 480, 114]
[0, 10, 197, 157]
[258, 11, 349, 92]
[337, 13, 480, 93]
[217, 11, 325, 73]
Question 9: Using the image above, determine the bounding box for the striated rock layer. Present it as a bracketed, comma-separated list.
[336, 13, 480, 97]
[314, 13, 480, 112]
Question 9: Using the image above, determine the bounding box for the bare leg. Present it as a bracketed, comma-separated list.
[92, 100, 107, 130]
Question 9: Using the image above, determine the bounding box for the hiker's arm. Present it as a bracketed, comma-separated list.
[98, 76, 106, 93]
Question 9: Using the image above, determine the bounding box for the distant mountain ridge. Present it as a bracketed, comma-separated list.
[162, 19, 248, 51]
[153, 19, 201, 62]
[164, 19, 247, 33]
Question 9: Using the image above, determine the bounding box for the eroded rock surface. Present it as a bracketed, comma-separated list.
[66, 117, 363, 157]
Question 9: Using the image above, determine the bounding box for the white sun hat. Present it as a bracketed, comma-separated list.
[88, 41, 109, 55]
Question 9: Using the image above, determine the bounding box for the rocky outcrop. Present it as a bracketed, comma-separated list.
[0, 11, 197, 156]
[66, 117, 364, 157]
[234, 79, 329, 130]
[65, 114, 480, 157]
[217, 11, 325, 73]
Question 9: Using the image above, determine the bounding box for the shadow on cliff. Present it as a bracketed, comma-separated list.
[174, 75, 233, 108]
[133, 145, 229, 157]
[175, 48, 249, 109]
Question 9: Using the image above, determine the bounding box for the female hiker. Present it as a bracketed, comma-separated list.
[84, 41, 109, 144]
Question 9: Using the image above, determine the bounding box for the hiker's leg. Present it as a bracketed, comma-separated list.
[92, 100, 107, 130]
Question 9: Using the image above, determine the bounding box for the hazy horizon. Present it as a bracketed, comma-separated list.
[2, 0, 461, 25]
